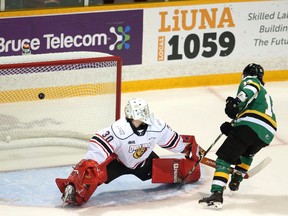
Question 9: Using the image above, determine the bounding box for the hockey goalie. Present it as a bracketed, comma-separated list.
[55, 98, 202, 206]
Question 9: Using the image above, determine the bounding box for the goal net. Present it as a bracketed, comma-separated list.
[0, 51, 122, 152]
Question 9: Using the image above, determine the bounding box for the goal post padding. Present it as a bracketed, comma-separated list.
[0, 52, 122, 148]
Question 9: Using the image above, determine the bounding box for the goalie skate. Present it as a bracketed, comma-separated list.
[61, 185, 77, 207]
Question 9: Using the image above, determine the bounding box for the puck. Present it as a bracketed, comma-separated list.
[38, 93, 45, 100]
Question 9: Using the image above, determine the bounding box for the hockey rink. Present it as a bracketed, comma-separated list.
[1, 81, 288, 216]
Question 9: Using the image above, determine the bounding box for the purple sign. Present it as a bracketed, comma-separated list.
[0, 10, 143, 65]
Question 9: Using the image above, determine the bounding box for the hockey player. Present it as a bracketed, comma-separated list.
[198, 63, 277, 209]
[56, 98, 201, 206]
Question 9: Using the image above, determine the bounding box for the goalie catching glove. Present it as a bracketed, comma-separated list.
[181, 135, 202, 162]
[184, 143, 193, 159]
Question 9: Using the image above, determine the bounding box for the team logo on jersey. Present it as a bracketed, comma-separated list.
[133, 147, 147, 159]
[129, 143, 151, 159]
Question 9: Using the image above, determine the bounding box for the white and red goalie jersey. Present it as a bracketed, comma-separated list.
[84, 117, 187, 168]
[56, 116, 201, 206]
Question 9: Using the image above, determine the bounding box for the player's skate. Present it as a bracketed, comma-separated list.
[198, 191, 223, 209]
[229, 171, 243, 191]
[62, 184, 77, 207]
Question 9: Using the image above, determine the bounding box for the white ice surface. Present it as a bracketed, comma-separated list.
[1, 81, 288, 216]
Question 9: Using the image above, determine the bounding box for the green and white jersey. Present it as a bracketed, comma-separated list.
[234, 76, 277, 144]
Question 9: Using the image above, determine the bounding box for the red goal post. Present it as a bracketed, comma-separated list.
[0, 51, 122, 149]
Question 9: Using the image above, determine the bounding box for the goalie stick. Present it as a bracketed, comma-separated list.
[201, 156, 272, 179]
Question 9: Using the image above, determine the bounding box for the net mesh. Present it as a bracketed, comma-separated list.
[0, 61, 116, 76]
[0, 52, 121, 147]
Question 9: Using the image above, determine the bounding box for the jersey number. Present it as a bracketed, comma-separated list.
[265, 94, 273, 117]
[102, 131, 114, 142]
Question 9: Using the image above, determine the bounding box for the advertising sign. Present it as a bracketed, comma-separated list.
[0, 10, 143, 65]
[143, 1, 287, 75]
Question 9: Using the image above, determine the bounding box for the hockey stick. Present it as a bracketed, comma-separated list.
[179, 93, 258, 187]
[178, 134, 223, 187]
[245, 156, 272, 178]
[201, 156, 272, 179]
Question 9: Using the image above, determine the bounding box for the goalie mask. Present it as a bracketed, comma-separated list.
[124, 98, 152, 125]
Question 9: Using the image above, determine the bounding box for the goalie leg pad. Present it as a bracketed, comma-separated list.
[55, 155, 116, 205]
[181, 158, 201, 183]
[152, 158, 201, 183]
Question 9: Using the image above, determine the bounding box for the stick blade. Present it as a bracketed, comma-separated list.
[246, 156, 272, 178]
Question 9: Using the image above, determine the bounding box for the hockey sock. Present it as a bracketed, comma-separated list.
[211, 158, 231, 192]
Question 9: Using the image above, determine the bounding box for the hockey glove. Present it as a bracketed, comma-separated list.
[220, 122, 233, 136]
[225, 96, 240, 119]
[184, 143, 193, 160]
